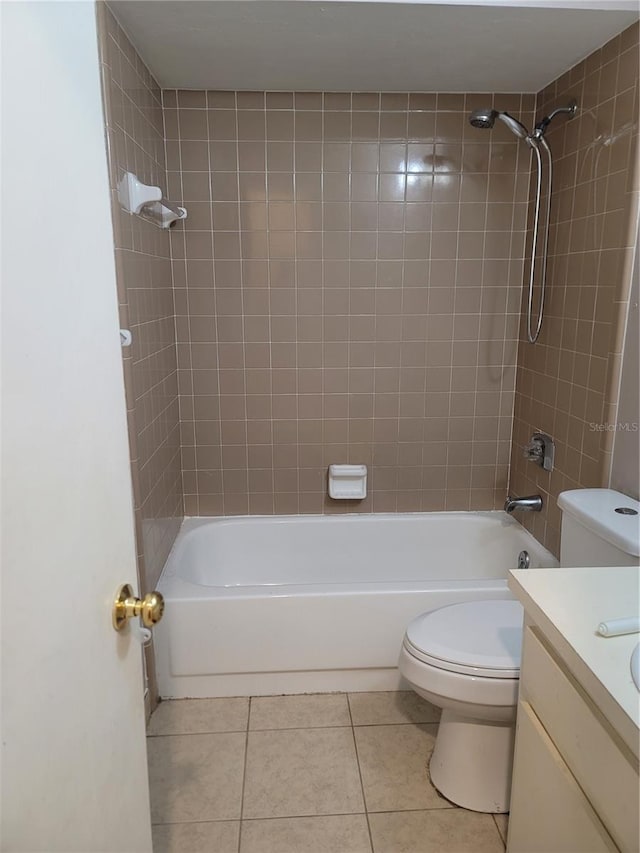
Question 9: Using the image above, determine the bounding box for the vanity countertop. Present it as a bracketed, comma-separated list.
[509, 565, 640, 759]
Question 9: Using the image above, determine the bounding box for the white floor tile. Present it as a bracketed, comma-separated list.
[355, 723, 453, 812]
[148, 732, 246, 823]
[243, 727, 364, 818]
[152, 820, 240, 853]
[148, 697, 249, 735]
[249, 693, 351, 730]
[369, 809, 505, 853]
[240, 814, 372, 853]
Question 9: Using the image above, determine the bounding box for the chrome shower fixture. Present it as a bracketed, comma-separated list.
[468, 99, 577, 144]
[523, 432, 555, 472]
[468, 108, 529, 140]
[504, 494, 543, 514]
[468, 100, 578, 343]
[532, 101, 578, 139]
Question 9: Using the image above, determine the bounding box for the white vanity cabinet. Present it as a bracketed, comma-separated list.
[509, 696, 617, 852]
[508, 568, 640, 853]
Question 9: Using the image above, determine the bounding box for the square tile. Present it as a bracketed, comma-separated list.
[148, 733, 246, 823]
[152, 821, 240, 853]
[249, 693, 351, 729]
[240, 815, 372, 852]
[369, 809, 505, 853]
[348, 691, 440, 725]
[148, 697, 249, 735]
[354, 724, 452, 812]
[243, 727, 364, 818]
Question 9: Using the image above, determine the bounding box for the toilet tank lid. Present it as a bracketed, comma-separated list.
[558, 489, 640, 558]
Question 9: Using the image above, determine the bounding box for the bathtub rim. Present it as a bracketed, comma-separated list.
[172, 507, 526, 537]
[159, 509, 557, 597]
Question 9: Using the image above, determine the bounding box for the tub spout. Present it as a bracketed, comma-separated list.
[504, 494, 543, 513]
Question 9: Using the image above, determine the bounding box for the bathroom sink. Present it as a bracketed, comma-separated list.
[632, 643, 640, 692]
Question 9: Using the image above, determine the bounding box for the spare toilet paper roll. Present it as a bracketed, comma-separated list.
[596, 616, 640, 637]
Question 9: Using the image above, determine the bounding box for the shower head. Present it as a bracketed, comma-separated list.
[469, 108, 530, 140]
[469, 107, 497, 129]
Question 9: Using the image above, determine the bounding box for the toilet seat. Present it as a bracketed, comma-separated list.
[403, 639, 519, 679]
[404, 599, 523, 679]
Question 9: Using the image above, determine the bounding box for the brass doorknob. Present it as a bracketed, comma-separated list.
[112, 583, 165, 632]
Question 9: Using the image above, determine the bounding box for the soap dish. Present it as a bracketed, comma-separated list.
[328, 464, 367, 500]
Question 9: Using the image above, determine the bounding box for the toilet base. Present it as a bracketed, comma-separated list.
[429, 708, 515, 813]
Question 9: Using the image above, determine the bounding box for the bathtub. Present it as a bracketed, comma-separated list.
[155, 512, 557, 698]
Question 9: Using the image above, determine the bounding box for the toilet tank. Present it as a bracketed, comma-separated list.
[558, 489, 640, 567]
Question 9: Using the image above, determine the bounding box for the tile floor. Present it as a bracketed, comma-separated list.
[148, 691, 509, 853]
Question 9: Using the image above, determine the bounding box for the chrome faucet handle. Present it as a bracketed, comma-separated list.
[523, 432, 555, 472]
[523, 439, 544, 460]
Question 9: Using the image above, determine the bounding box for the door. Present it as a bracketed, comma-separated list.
[1, 2, 152, 851]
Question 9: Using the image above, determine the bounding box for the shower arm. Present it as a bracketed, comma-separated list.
[526, 135, 553, 344]
[532, 101, 578, 139]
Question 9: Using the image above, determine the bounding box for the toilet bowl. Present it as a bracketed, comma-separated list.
[399, 488, 640, 814]
[399, 599, 522, 813]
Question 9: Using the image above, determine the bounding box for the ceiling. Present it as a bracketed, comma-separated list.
[110, 1, 639, 93]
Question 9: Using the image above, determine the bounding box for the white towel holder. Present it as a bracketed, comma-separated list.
[117, 171, 187, 229]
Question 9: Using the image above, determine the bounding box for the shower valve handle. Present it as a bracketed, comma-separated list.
[523, 432, 555, 472]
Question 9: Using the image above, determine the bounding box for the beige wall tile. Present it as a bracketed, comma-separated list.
[96, 5, 183, 708]
[169, 89, 528, 514]
[509, 23, 639, 555]
[160, 28, 637, 529]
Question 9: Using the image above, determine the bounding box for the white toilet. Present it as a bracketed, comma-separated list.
[398, 488, 640, 814]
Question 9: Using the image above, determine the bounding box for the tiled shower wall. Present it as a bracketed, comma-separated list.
[97, 5, 183, 591]
[509, 22, 639, 555]
[100, 4, 638, 556]
[165, 90, 535, 514]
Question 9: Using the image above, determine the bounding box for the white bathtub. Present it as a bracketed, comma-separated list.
[155, 512, 557, 698]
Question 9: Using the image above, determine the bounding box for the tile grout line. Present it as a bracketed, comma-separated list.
[236, 696, 253, 853]
[151, 801, 458, 827]
[148, 719, 440, 736]
[491, 812, 508, 851]
[146, 712, 440, 738]
[346, 693, 375, 853]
